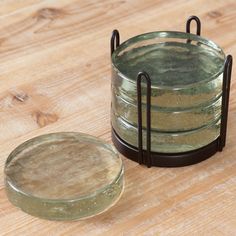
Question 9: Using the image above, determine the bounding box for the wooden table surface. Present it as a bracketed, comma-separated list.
[0, 0, 235, 235]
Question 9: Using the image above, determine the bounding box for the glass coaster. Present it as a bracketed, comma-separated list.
[112, 91, 221, 132]
[112, 112, 220, 153]
[4, 132, 124, 221]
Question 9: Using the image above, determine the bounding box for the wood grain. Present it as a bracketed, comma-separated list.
[0, 0, 235, 235]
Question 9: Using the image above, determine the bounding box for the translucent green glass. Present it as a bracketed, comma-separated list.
[111, 31, 225, 109]
[112, 91, 222, 132]
[111, 31, 225, 153]
[4, 132, 124, 221]
[112, 112, 220, 153]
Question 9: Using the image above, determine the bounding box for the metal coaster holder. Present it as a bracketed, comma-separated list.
[111, 16, 233, 167]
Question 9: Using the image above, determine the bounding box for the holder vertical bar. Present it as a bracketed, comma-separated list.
[111, 29, 120, 56]
[137, 72, 152, 167]
[218, 55, 233, 151]
[186, 16, 201, 35]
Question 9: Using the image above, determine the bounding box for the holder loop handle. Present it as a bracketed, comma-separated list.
[186, 16, 201, 36]
[110, 29, 120, 56]
[137, 71, 152, 167]
[219, 55, 233, 151]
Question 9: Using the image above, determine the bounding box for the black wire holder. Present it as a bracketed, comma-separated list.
[111, 16, 233, 167]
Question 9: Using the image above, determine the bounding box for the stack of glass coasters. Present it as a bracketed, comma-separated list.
[111, 31, 225, 154]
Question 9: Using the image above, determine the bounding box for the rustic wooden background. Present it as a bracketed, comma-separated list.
[0, 0, 235, 235]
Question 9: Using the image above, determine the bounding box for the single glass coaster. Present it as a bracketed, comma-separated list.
[4, 132, 124, 221]
[112, 91, 221, 132]
[112, 112, 220, 153]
